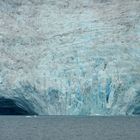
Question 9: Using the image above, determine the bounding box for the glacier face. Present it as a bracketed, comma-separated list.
[0, 0, 140, 115]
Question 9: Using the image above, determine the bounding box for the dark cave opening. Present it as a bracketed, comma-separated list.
[132, 106, 140, 115]
[0, 97, 37, 115]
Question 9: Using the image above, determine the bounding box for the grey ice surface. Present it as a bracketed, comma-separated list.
[0, 116, 140, 140]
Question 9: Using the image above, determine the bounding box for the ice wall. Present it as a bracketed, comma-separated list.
[0, 0, 140, 115]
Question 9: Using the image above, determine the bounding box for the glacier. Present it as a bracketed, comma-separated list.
[0, 0, 140, 115]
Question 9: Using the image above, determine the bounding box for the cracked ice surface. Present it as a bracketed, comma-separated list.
[0, 0, 140, 115]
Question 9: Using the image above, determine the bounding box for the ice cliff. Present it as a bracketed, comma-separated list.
[0, 0, 140, 115]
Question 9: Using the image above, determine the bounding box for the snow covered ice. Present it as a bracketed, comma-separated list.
[0, 0, 140, 115]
